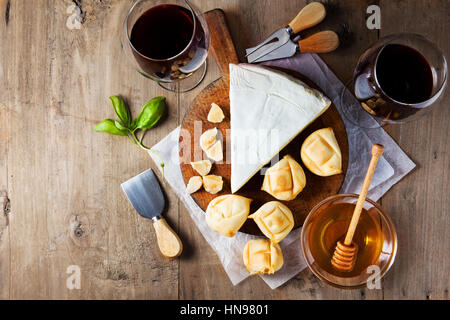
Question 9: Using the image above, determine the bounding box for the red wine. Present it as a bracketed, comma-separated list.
[131, 4, 194, 60]
[354, 42, 435, 121]
[129, 4, 207, 81]
[376, 44, 433, 104]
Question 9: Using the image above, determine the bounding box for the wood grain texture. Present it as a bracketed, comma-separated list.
[0, 0, 180, 299]
[0, 0, 11, 296]
[379, 0, 450, 300]
[205, 9, 239, 76]
[0, 0, 448, 300]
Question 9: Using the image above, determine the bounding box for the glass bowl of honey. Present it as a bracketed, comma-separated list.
[301, 193, 397, 288]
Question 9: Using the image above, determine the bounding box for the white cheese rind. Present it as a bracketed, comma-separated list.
[229, 63, 331, 193]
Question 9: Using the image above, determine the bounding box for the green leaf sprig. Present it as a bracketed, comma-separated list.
[94, 96, 166, 174]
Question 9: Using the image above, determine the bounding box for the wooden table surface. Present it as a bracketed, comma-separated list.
[0, 0, 448, 300]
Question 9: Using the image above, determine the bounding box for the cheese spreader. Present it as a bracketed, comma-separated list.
[245, 2, 339, 63]
[121, 169, 183, 258]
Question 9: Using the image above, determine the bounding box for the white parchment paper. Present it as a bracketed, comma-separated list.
[148, 54, 416, 289]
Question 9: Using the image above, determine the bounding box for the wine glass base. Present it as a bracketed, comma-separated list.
[340, 79, 386, 129]
[158, 61, 208, 93]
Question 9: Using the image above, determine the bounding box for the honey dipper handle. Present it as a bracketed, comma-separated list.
[344, 144, 384, 245]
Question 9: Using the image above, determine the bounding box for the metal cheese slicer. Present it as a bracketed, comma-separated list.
[121, 169, 183, 258]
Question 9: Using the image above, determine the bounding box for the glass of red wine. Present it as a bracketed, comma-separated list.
[340, 33, 447, 128]
[122, 0, 210, 92]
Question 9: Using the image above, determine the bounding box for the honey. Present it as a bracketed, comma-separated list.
[307, 202, 383, 278]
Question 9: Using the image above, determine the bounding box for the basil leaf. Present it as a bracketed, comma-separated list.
[130, 118, 138, 130]
[114, 120, 128, 131]
[133, 96, 166, 131]
[110, 96, 131, 127]
[94, 119, 128, 136]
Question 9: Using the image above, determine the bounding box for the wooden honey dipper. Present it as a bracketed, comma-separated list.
[331, 144, 385, 272]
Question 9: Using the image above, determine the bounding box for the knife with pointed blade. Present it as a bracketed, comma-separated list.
[246, 2, 339, 63]
[246, 30, 339, 63]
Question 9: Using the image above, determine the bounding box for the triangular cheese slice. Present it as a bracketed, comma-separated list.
[229, 63, 331, 193]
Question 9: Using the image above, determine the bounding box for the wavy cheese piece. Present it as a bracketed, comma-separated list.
[301, 127, 342, 176]
[248, 201, 294, 243]
[243, 238, 283, 275]
[261, 155, 306, 201]
[206, 194, 252, 237]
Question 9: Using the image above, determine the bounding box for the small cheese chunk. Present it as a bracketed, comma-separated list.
[186, 176, 203, 194]
[200, 128, 223, 161]
[206, 141, 223, 162]
[207, 103, 225, 123]
[190, 160, 212, 176]
[200, 128, 218, 152]
[203, 175, 223, 194]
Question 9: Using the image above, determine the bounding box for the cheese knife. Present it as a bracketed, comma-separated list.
[245, 2, 339, 63]
[121, 169, 183, 258]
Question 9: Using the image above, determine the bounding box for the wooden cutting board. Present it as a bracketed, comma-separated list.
[179, 9, 348, 235]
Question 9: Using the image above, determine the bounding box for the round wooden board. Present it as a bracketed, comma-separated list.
[179, 66, 349, 235]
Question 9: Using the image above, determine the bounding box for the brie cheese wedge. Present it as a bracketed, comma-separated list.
[229, 64, 331, 193]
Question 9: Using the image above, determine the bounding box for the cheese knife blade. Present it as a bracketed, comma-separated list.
[121, 169, 165, 220]
[245, 27, 293, 63]
[246, 30, 339, 63]
[246, 39, 298, 63]
[121, 169, 183, 258]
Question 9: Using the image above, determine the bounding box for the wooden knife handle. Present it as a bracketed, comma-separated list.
[288, 2, 326, 34]
[298, 31, 339, 53]
[205, 9, 239, 77]
[153, 218, 183, 258]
